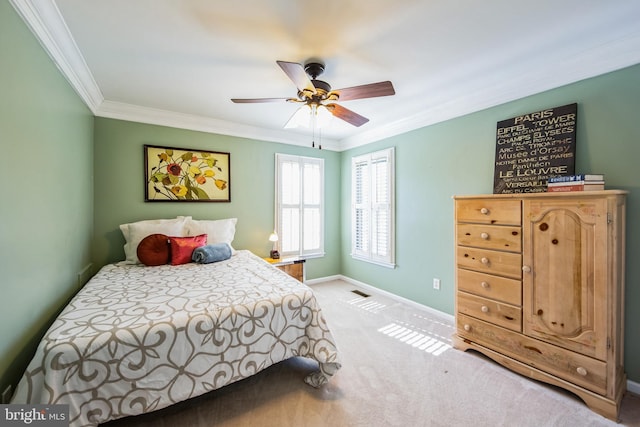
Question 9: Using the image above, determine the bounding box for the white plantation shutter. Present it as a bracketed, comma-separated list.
[351, 148, 395, 267]
[353, 159, 370, 254]
[276, 154, 324, 257]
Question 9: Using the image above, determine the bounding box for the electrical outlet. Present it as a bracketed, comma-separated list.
[1, 384, 12, 404]
[433, 278, 441, 290]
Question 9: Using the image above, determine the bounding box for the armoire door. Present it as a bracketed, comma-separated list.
[522, 198, 609, 360]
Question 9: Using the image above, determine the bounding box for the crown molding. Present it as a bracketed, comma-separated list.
[97, 101, 342, 151]
[340, 29, 640, 151]
[12, 0, 640, 153]
[10, 0, 340, 151]
[9, 0, 104, 112]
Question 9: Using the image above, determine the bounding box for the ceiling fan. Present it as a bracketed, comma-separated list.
[231, 60, 395, 129]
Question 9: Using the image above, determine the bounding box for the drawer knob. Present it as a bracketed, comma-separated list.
[463, 324, 471, 332]
[522, 265, 531, 273]
[481, 281, 490, 289]
[576, 367, 588, 376]
[480, 232, 489, 240]
[480, 208, 489, 215]
[481, 305, 489, 313]
[481, 257, 490, 265]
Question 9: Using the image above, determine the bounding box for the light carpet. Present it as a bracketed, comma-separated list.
[104, 279, 640, 427]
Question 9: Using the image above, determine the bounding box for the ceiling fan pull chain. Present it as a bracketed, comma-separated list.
[312, 105, 317, 148]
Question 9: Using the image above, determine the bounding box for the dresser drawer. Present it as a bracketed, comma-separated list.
[457, 247, 522, 279]
[456, 314, 607, 395]
[456, 199, 521, 226]
[458, 291, 521, 332]
[457, 269, 521, 305]
[457, 223, 521, 252]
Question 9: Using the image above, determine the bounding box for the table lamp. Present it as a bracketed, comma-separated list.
[269, 232, 280, 259]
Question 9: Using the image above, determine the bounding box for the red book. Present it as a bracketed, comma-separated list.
[547, 184, 584, 192]
[547, 183, 605, 192]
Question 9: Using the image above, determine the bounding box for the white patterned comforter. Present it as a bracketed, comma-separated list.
[11, 250, 341, 427]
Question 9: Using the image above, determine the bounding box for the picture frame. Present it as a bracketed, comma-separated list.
[493, 103, 577, 194]
[144, 144, 230, 202]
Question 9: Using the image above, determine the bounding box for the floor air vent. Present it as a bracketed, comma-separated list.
[351, 289, 370, 298]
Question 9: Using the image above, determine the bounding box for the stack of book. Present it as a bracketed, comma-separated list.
[547, 174, 605, 192]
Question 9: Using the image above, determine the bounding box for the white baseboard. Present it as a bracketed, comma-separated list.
[308, 274, 454, 322]
[628, 379, 640, 395]
[304, 275, 342, 286]
[309, 274, 640, 395]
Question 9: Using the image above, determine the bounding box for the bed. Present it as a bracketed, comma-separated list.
[11, 218, 341, 427]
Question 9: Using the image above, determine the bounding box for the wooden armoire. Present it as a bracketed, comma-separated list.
[453, 191, 626, 421]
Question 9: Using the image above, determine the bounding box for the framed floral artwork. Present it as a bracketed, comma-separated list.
[144, 145, 230, 202]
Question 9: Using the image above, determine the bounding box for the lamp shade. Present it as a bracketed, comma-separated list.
[284, 104, 312, 129]
[268, 231, 280, 259]
[316, 104, 333, 128]
[284, 103, 334, 129]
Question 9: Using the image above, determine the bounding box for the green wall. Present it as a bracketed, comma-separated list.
[0, 2, 94, 394]
[340, 64, 640, 383]
[92, 118, 342, 280]
[3, 0, 639, 399]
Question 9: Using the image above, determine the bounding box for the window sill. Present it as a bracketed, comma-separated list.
[351, 254, 396, 269]
[280, 252, 325, 260]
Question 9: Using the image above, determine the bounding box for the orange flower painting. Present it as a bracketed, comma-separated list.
[144, 145, 230, 202]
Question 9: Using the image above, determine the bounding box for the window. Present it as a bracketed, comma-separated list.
[275, 154, 324, 258]
[351, 147, 395, 267]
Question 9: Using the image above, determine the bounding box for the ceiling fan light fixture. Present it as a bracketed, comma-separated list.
[284, 104, 312, 129]
[284, 103, 334, 130]
[316, 104, 333, 128]
[233, 59, 395, 131]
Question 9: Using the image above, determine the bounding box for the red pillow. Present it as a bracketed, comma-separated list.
[137, 234, 170, 266]
[169, 234, 207, 265]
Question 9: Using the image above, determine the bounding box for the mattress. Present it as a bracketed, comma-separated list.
[11, 250, 341, 426]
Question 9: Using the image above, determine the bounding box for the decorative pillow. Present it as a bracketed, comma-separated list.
[191, 243, 233, 264]
[119, 217, 190, 264]
[136, 234, 170, 266]
[169, 234, 207, 265]
[184, 218, 237, 253]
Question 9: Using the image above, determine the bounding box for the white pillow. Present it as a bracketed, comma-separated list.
[184, 218, 237, 252]
[120, 216, 190, 264]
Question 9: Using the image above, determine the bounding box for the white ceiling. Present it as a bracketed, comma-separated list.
[11, 0, 640, 151]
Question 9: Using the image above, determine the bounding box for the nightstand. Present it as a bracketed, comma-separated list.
[263, 257, 305, 282]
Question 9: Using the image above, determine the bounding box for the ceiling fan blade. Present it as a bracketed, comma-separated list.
[231, 97, 289, 103]
[277, 60, 316, 94]
[326, 103, 369, 127]
[332, 81, 395, 101]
